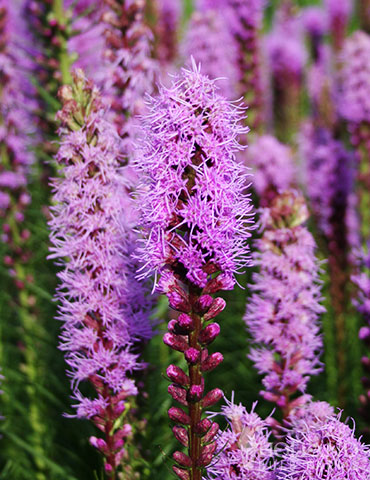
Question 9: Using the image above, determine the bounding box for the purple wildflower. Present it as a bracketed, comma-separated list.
[135, 60, 254, 479]
[325, 0, 352, 51]
[247, 135, 295, 206]
[244, 191, 324, 422]
[182, 9, 238, 99]
[302, 7, 328, 61]
[49, 72, 152, 477]
[266, 11, 307, 141]
[277, 411, 370, 479]
[206, 395, 275, 480]
[352, 248, 370, 435]
[153, 0, 182, 66]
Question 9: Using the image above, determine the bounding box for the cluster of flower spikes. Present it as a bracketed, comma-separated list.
[135, 60, 254, 480]
[49, 71, 152, 478]
[277, 408, 370, 479]
[205, 395, 275, 480]
[182, 7, 238, 99]
[244, 191, 324, 423]
[352, 247, 370, 436]
[325, 0, 352, 51]
[247, 135, 295, 207]
[153, 0, 182, 67]
[0, 0, 37, 285]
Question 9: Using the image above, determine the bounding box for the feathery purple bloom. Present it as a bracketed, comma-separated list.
[182, 9, 238, 99]
[247, 135, 295, 206]
[206, 396, 275, 480]
[277, 411, 370, 479]
[136, 60, 253, 290]
[136, 61, 253, 479]
[244, 191, 324, 420]
[49, 72, 152, 475]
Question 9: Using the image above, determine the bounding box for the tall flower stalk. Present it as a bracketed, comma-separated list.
[244, 191, 324, 426]
[135, 61, 253, 480]
[49, 71, 152, 479]
[325, 0, 352, 53]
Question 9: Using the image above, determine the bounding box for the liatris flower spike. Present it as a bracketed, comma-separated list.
[278, 410, 370, 479]
[135, 59, 254, 480]
[206, 395, 275, 480]
[325, 0, 352, 52]
[245, 191, 324, 425]
[49, 71, 147, 479]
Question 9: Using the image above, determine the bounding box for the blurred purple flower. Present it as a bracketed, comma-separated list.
[325, 0, 352, 50]
[182, 9, 238, 99]
[244, 191, 324, 420]
[154, 0, 182, 65]
[247, 135, 295, 206]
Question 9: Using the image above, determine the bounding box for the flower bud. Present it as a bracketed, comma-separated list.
[177, 313, 195, 332]
[184, 347, 201, 364]
[197, 442, 217, 466]
[168, 407, 191, 425]
[173, 451, 192, 467]
[202, 422, 219, 444]
[204, 273, 235, 294]
[168, 291, 191, 313]
[199, 323, 220, 345]
[168, 384, 188, 406]
[173, 426, 189, 447]
[204, 297, 226, 321]
[201, 352, 223, 372]
[187, 383, 204, 402]
[173, 466, 190, 480]
[104, 463, 113, 474]
[194, 294, 213, 314]
[167, 365, 190, 386]
[202, 388, 223, 408]
[194, 418, 212, 435]
[163, 333, 188, 352]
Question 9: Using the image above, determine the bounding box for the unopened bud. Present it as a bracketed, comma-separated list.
[184, 347, 201, 364]
[202, 422, 219, 444]
[168, 291, 191, 312]
[202, 388, 223, 408]
[173, 451, 192, 468]
[173, 466, 190, 480]
[167, 365, 190, 386]
[163, 333, 188, 352]
[197, 442, 217, 466]
[194, 418, 212, 435]
[168, 384, 188, 406]
[168, 407, 191, 425]
[204, 273, 235, 294]
[194, 295, 213, 314]
[177, 313, 195, 332]
[173, 426, 189, 447]
[201, 352, 223, 372]
[104, 463, 113, 474]
[187, 383, 204, 402]
[199, 323, 220, 345]
[204, 297, 226, 321]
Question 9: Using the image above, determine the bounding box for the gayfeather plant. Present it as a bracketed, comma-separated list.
[244, 191, 324, 423]
[182, 9, 238, 99]
[341, 31, 370, 241]
[302, 6, 327, 62]
[352, 248, 370, 437]
[277, 411, 370, 479]
[205, 396, 275, 480]
[153, 0, 182, 66]
[135, 60, 253, 480]
[247, 135, 295, 206]
[49, 71, 151, 479]
[266, 11, 307, 142]
[325, 0, 352, 51]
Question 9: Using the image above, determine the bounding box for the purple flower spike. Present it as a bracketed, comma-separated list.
[205, 395, 275, 480]
[278, 411, 370, 479]
[182, 9, 238, 99]
[325, 0, 352, 51]
[49, 72, 152, 477]
[247, 135, 295, 206]
[154, 0, 182, 66]
[135, 60, 254, 479]
[245, 191, 324, 423]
